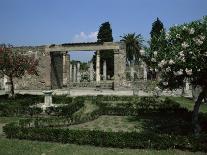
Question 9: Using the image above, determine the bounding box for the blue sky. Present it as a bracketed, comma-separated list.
[0, 0, 207, 61]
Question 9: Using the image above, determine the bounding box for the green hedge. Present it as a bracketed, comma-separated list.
[0, 94, 43, 116]
[97, 97, 188, 116]
[18, 117, 71, 128]
[45, 98, 85, 117]
[3, 123, 207, 151]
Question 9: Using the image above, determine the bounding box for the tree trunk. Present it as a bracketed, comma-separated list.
[8, 75, 15, 99]
[192, 88, 205, 135]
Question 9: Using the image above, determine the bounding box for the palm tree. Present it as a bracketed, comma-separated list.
[120, 33, 143, 65]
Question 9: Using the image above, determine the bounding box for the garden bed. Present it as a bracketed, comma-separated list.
[1, 95, 207, 151]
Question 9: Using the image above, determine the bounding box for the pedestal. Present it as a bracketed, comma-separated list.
[42, 90, 53, 109]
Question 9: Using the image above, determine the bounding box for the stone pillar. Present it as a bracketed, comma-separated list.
[73, 64, 77, 82]
[4, 75, 10, 93]
[114, 42, 126, 90]
[89, 62, 94, 81]
[70, 63, 72, 83]
[96, 51, 100, 82]
[130, 64, 134, 81]
[67, 54, 70, 87]
[63, 52, 68, 86]
[103, 60, 107, 81]
[185, 81, 190, 91]
[77, 62, 81, 83]
[143, 63, 147, 81]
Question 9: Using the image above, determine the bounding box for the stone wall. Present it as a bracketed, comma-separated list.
[2, 45, 51, 90]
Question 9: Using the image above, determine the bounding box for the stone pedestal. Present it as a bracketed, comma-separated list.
[77, 62, 81, 83]
[89, 62, 94, 81]
[42, 90, 53, 111]
[103, 60, 107, 81]
[96, 51, 100, 83]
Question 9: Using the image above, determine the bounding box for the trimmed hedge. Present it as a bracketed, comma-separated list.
[45, 97, 85, 117]
[0, 94, 43, 116]
[3, 123, 207, 151]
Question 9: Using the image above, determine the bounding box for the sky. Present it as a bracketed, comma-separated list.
[0, 0, 207, 61]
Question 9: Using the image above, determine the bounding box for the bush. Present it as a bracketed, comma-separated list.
[45, 97, 85, 117]
[0, 94, 43, 116]
[3, 123, 207, 151]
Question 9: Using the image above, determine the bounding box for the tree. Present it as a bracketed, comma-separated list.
[120, 33, 143, 65]
[147, 16, 207, 135]
[147, 18, 166, 79]
[97, 22, 114, 78]
[0, 45, 38, 98]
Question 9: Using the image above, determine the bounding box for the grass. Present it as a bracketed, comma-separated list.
[168, 97, 207, 113]
[0, 138, 205, 155]
[68, 114, 194, 135]
[69, 115, 142, 132]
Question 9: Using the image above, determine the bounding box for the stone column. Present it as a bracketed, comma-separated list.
[143, 63, 147, 81]
[67, 54, 70, 87]
[130, 64, 134, 81]
[70, 63, 72, 83]
[89, 62, 94, 81]
[96, 51, 100, 82]
[4, 75, 11, 93]
[185, 81, 190, 91]
[77, 62, 81, 83]
[73, 64, 77, 82]
[103, 60, 107, 81]
[114, 42, 126, 90]
[63, 52, 68, 86]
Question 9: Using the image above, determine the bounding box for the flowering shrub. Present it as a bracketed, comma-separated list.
[147, 16, 207, 134]
[0, 45, 38, 98]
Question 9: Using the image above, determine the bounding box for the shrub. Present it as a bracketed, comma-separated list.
[3, 123, 207, 151]
[45, 97, 85, 117]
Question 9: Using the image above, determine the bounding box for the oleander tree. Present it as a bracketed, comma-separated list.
[0, 45, 38, 98]
[146, 16, 207, 135]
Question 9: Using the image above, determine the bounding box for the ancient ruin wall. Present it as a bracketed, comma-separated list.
[11, 46, 50, 90]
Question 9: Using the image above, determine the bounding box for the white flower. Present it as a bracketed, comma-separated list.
[199, 35, 205, 40]
[169, 59, 175, 65]
[196, 39, 203, 46]
[189, 51, 193, 54]
[140, 49, 145, 55]
[176, 34, 181, 39]
[180, 57, 186, 62]
[153, 51, 158, 56]
[179, 51, 184, 57]
[158, 59, 167, 68]
[165, 32, 170, 39]
[189, 28, 195, 34]
[151, 58, 156, 62]
[173, 69, 183, 76]
[185, 68, 192, 76]
[181, 42, 189, 48]
[166, 66, 171, 72]
[177, 69, 183, 75]
[183, 26, 187, 30]
[162, 82, 168, 86]
[155, 68, 158, 72]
